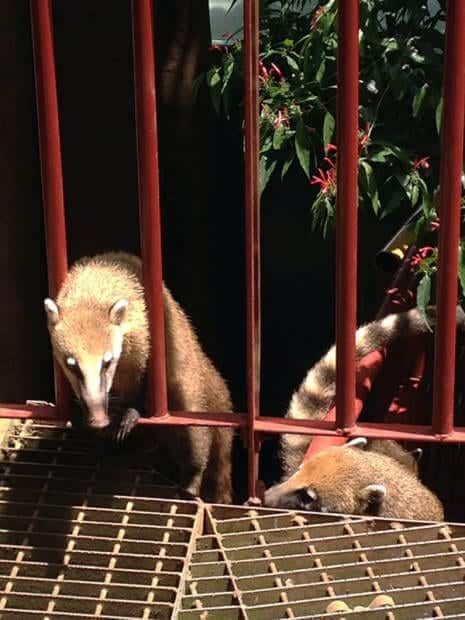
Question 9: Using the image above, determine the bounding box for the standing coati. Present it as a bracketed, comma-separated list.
[280, 306, 465, 479]
[44, 251, 234, 503]
[265, 438, 444, 521]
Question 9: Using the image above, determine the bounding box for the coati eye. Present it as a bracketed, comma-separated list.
[102, 352, 113, 371]
[296, 487, 318, 509]
[65, 356, 82, 378]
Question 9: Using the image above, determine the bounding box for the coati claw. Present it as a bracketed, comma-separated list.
[113, 408, 140, 443]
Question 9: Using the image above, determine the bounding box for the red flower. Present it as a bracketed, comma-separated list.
[311, 6, 325, 30]
[358, 122, 372, 152]
[409, 246, 434, 272]
[310, 165, 336, 195]
[430, 218, 440, 231]
[269, 62, 283, 80]
[273, 109, 289, 129]
[412, 156, 430, 170]
[259, 60, 269, 83]
[325, 143, 337, 154]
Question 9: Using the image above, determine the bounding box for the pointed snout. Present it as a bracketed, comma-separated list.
[264, 482, 287, 508]
[87, 408, 110, 429]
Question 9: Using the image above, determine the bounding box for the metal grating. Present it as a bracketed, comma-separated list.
[182, 508, 465, 619]
[0, 421, 464, 618]
[0, 419, 200, 619]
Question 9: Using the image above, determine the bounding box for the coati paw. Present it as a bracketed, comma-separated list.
[113, 408, 140, 443]
[244, 496, 263, 507]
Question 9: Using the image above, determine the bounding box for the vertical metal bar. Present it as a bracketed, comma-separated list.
[335, 0, 359, 431]
[432, 0, 465, 436]
[30, 0, 69, 415]
[131, 0, 168, 417]
[244, 0, 261, 498]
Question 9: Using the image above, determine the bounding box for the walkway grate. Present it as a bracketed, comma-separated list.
[0, 420, 464, 619]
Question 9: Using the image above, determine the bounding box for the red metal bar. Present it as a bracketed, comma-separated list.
[244, 0, 261, 499]
[335, 0, 359, 431]
[131, 0, 168, 417]
[30, 0, 69, 415]
[304, 350, 385, 460]
[6, 403, 465, 443]
[432, 0, 465, 437]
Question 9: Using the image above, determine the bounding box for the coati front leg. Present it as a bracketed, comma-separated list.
[109, 374, 147, 443]
[113, 407, 141, 443]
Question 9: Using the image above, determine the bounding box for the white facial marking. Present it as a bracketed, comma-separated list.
[113, 299, 128, 313]
[365, 484, 386, 499]
[346, 437, 368, 449]
[381, 314, 397, 330]
[66, 357, 76, 367]
[103, 351, 113, 364]
[306, 487, 318, 501]
[44, 298, 60, 322]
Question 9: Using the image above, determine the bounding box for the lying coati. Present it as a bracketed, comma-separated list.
[281, 306, 465, 478]
[44, 251, 233, 503]
[265, 438, 444, 521]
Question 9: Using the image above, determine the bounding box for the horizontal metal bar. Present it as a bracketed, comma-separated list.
[3, 405, 465, 442]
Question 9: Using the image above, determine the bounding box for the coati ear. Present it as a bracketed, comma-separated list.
[346, 437, 368, 449]
[410, 448, 423, 463]
[109, 299, 128, 325]
[359, 483, 386, 509]
[44, 298, 60, 326]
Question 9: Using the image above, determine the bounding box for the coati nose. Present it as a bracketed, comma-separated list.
[88, 409, 110, 429]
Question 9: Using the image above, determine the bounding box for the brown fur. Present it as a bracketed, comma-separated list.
[280, 307, 465, 479]
[46, 251, 234, 503]
[265, 442, 444, 521]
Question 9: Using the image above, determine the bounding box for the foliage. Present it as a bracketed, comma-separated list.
[196, 0, 447, 237]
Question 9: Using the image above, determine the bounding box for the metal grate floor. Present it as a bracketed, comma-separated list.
[0, 421, 464, 619]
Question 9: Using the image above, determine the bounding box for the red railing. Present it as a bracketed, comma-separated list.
[1, 0, 465, 499]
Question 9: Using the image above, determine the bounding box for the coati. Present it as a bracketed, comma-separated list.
[280, 306, 465, 479]
[44, 251, 234, 503]
[264, 438, 444, 521]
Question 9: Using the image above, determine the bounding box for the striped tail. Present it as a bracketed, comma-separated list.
[279, 306, 465, 479]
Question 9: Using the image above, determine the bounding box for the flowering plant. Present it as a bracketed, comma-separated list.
[196, 0, 447, 236]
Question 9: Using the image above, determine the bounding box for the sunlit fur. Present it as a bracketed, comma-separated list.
[45, 253, 148, 429]
[265, 442, 444, 521]
[280, 306, 465, 478]
[45, 252, 234, 503]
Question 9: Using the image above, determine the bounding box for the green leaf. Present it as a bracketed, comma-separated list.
[315, 59, 326, 82]
[435, 97, 443, 134]
[273, 126, 287, 150]
[416, 274, 432, 332]
[411, 183, 419, 207]
[206, 68, 222, 114]
[286, 56, 299, 71]
[369, 148, 390, 163]
[412, 83, 428, 117]
[323, 111, 335, 148]
[359, 161, 380, 214]
[259, 157, 277, 195]
[458, 245, 465, 299]
[281, 152, 295, 180]
[221, 57, 235, 94]
[295, 118, 311, 179]
[192, 74, 204, 101]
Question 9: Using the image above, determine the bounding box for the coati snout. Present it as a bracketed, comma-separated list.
[265, 438, 444, 521]
[44, 296, 128, 430]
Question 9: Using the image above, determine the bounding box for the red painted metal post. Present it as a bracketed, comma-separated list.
[30, 0, 69, 416]
[244, 0, 261, 498]
[432, 0, 465, 437]
[131, 0, 168, 417]
[335, 0, 359, 431]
